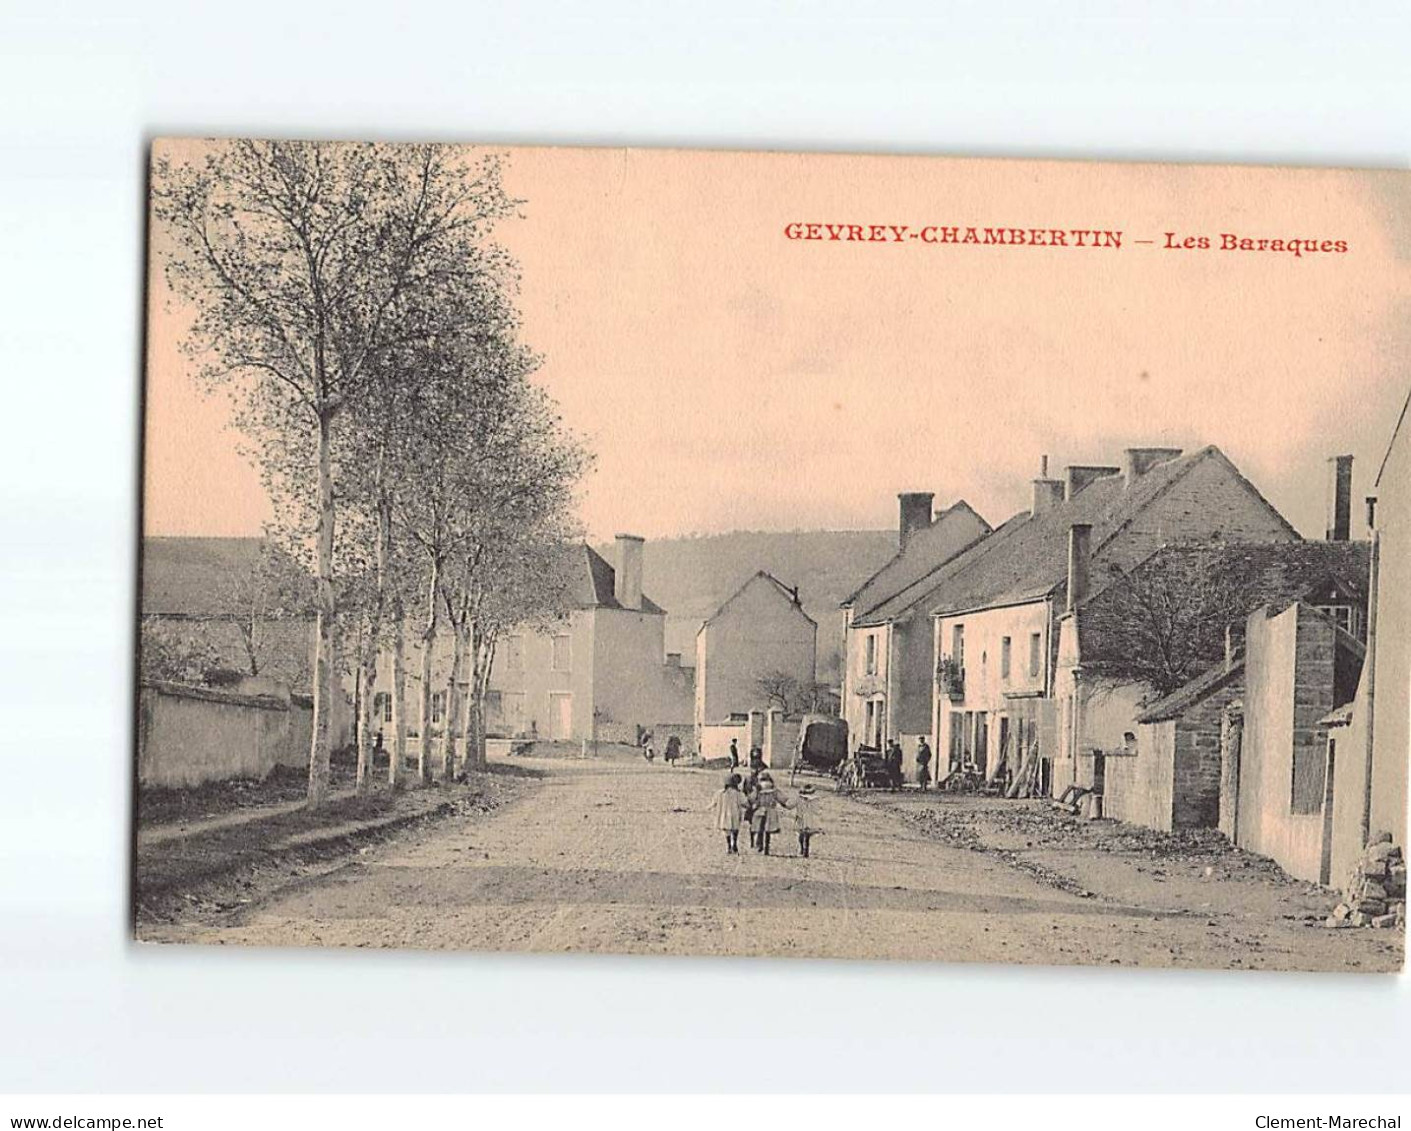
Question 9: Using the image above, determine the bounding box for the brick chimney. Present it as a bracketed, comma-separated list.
[1066, 523, 1092, 613]
[898, 492, 934, 550]
[1121, 447, 1183, 489]
[1326, 454, 1353, 542]
[1064, 464, 1121, 501]
[614, 534, 644, 610]
[1032, 455, 1064, 517]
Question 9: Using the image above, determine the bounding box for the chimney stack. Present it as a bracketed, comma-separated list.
[1325, 454, 1353, 542]
[614, 534, 644, 610]
[1224, 623, 1238, 672]
[1121, 447, 1183, 489]
[1066, 523, 1092, 613]
[898, 492, 934, 550]
[1366, 494, 1379, 532]
[1064, 464, 1121, 501]
[1031, 454, 1064, 516]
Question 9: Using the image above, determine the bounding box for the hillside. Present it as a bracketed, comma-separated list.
[598, 530, 900, 680]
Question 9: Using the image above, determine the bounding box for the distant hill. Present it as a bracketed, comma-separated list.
[597, 530, 899, 680]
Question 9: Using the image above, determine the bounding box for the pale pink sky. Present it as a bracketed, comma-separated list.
[144, 146, 1411, 542]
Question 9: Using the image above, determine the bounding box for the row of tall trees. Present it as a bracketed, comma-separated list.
[154, 140, 588, 806]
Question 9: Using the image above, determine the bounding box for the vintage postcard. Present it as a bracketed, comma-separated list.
[137, 140, 1408, 972]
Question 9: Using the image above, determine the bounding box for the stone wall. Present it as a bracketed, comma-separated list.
[137, 680, 299, 788]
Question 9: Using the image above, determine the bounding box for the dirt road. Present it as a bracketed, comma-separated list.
[141, 755, 1403, 971]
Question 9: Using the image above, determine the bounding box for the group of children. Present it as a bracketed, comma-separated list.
[710, 749, 823, 857]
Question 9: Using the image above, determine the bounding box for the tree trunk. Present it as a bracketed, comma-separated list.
[417, 557, 440, 786]
[467, 634, 496, 772]
[439, 617, 468, 782]
[307, 411, 337, 809]
[390, 596, 407, 792]
[355, 610, 377, 796]
[355, 489, 392, 796]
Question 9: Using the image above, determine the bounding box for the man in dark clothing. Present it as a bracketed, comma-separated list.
[887, 740, 904, 791]
[916, 737, 933, 790]
[729, 738, 740, 769]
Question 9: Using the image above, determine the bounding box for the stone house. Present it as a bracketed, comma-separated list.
[1320, 387, 1411, 887]
[1069, 536, 1371, 832]
[1225, 602, 1366, 883]
[840, 493, 990, 772]
[694, 571, 817, 749]
[380, 535, 694, 750]
[924, 446, 1301, 795]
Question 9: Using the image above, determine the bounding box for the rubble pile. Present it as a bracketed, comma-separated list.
[1326, 832, 1406, 929]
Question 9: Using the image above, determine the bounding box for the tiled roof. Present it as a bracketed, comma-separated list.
[923, 446, 1298, 617]
[577, 544, 666, 614]
[701, 570, 816, 629]
[1135, 659, 1244, 724]
[846, 501, 992, 627]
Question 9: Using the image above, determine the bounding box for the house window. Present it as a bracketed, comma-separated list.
[483, 690, 503, 730]
[374, 692, 392, 724]
[431, 691, 447, 725]
[1029, 632, 1042, 678]
[504, 692, 526, 734]
[552, 633, 572, 673]
[864, 634, 878, 675]
[951, 624, 965, 669]
[1000, 637, 1012, 680]
[502, 636, 524, 673]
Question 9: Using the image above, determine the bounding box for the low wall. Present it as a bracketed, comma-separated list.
[763, 713, 802, 769]
[1104, 723, 1175, 831]
[700, 721, 750, 763]
[137, 680, 298, 788]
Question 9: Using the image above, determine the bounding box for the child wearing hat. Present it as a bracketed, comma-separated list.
[752, 771, 787, 855]
[712, 773, 745, 854]
[793, 784, 823, 858]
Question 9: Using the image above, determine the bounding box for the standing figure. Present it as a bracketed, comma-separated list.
[916, 737, 933, 791]
[742, 761, 761, 847]
[664, 734, 682, 765]
[887, 740, 904, 791]
[728, 738, 740, 769]
[793, 784, 822, 857]
[641, 732, 655, 763]
[753, 771, 785, 855]
[712, 773, 745, 854]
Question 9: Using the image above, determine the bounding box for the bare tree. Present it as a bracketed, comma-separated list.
[1080, 546, 1271, 697]
[153, 140, 514, 807]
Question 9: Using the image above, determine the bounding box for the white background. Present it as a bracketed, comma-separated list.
[1, 1, 1408, 1095]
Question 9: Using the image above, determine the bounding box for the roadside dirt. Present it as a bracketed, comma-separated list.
[133, 763, 540, 929]
[139, 756, 1403, 972]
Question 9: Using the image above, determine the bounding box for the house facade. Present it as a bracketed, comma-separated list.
[926, 447, 1302, 795]
[1065, 535, 1371, 832]
[378, 535, 694, 751]
[1322, 389, 1411, 886]
[840, 493, 990, 765]
[695, 571, 817, 746]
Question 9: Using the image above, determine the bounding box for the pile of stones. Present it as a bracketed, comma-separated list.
[1326, 832, 1406, 929]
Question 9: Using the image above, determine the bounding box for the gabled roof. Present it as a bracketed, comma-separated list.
[1136, 659, 1245, 724]
[699, 570, 816, 631]
[1376, 383, 1411, 488]
[1087, 539, 1371, 621]
[924, 446, 1300, 618]
[1077, 538, 1371, 683]
[575, 544, 666, 615]
[845, 501, 992, 627]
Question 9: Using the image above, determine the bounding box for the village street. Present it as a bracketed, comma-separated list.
[141, 753, 1402, 972]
